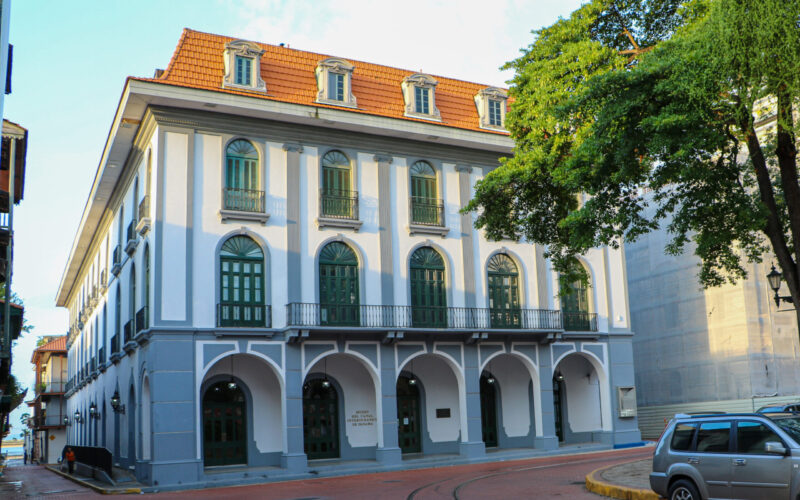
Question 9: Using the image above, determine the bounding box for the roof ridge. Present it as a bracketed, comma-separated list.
[170, 28, 506, 90]
[160, 27, 191, 81]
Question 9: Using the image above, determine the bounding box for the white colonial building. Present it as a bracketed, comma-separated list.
[56, 29, 641, 488]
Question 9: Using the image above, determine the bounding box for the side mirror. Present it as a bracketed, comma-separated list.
[765, 441, 788, 455]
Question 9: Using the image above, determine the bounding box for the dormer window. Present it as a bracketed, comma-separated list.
[402, 74, 441, 121]
[222, 40, 266, 93]
[475, 87, 508, 130]
[315, 58, 357, 108]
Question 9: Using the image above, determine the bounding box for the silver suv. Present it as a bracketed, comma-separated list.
[650, 413, 800, 499]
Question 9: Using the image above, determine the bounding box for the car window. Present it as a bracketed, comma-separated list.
[671, 422, 697, 451]
[774, 416, 800, 443]
[696, 421, 731, 453]
[737, 421, 783, 453]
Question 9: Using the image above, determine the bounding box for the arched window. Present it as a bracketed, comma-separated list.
[128, 264, 136, 340]
[487, 254, 521, 328]
[224, 139, 261, 212]
[219, 235, 265, 327]
[410, 247, 447, 327]
[409, 161, 442, 225]
[143, 244, 150, 330]
[115, 284, 121, 353]
[319, 241, 359, 326]
[560, 259, 592, 331]
[320, 151, 356, 219]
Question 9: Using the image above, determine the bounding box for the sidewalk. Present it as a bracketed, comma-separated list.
[0, 463, 101, 499]
[585, 458, 661, 500]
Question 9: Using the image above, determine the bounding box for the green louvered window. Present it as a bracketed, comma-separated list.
[560, 259, 591, 331]
[235, 56, 252, 86]
[321, 151, 356, 218]
[225, 139, 263, 212]
[410, 161, 442, 225]
[319, 242, 359, 326]
[487, 254, 521, 328]
[410, 247, 447, 328]
[219, 236, 265, 327]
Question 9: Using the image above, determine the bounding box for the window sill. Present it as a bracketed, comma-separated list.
[110, 352, 123, 364]
[123, 341, 137, 355]
[136, 217, 151, 236]
[125, 238, 137, 255]
[403, 111, 442, 122]
[408, 223, 449, 238]
[317, 217, 363, 232]
[315, 98, 358, 109]
[111, 263, 122, 276]
[219, 209, 270, 225]
[222, 81, 267, 94]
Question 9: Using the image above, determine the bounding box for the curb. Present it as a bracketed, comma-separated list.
[46, 465, 141, 495]
[585, 462, 660, 500]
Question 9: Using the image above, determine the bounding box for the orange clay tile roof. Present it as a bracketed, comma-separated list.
[35, 336, 67, 353]
[132, 29, 508, 136]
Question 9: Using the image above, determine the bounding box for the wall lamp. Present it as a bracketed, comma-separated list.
[767, 265, 794, 307]
[73, 410, 83, 424]
[63, 415, 70, 426]
[110, 390, 125, 414]
[554, 371, 565, 382]
[89, 402, 101, 420]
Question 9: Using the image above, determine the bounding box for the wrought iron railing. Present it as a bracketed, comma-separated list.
[111, 333, 119, 354]
[112, 244, 123, 274]
[34, 414, 66, 427]
[126, 221, 137, 247]
[136, 306, 148, 333]
[223, 188, 265, 213]
[65, 379, 74, 393]
[320, 188, 359, 219]
[38, 380, 67, 394]
[562, 312, 599, 332]
[286, 303, 563, 330]
[123, 319, 133, 344]
[217, 303, 270, 327]
[409, 196, 445, 226]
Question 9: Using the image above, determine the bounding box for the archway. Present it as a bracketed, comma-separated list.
[303, 352, 379, 461]
[202, 381, 247, 466]
[479, 353, 539, 448]
[201, 352, 284, 467]
[399, 353, 463, 455]
[552, 352, 608, 444]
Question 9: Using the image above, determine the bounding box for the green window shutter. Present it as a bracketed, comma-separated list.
[219, 236, 265, 327]
[321, 151, 354, 218]
[410, 247, 447, 327]
[319, 242, 359, 326]
[560, 259, 590, 331]
[487, 254, 521, 328]
[410, 161, 439, 225]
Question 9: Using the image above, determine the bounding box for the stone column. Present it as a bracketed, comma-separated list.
[375, 154, 395, 306]
[281, 343, 308, 471]
[456, 165, 477, 308]
[536, 344, 559, 450]
[375, 343, 402, 464]
[283, 143, 304, 305]
[460, 343, 486, 458]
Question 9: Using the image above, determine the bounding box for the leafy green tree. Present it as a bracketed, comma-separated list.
[466, 0, 800, 324]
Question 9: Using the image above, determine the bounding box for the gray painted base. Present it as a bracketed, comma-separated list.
[459, 441, 486, 459]
[376, 447, 402, 465]
[281, 453, 308, 472]
[534, 436, 559, 450]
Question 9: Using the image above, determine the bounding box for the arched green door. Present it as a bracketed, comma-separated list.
[487, 254, 521, 328]
[303, 379, 339, 459]
[225, 139, 260, 212]
[319, 242, 359, 326]
[553, 377, 565, 442]
[410, 247, 447, 328]
[560, 259, 591, 331]
[219, 236, 265, 327]
[321, 150, 353, 218]
[410, 161, 439, 225]
[480, 372, 498, 447]
[203, 381, 247, 466]
[397, 375, 422, 454]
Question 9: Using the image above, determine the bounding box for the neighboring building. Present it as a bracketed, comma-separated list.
[57, 29, 640, 487]
[27, 336, 68, 463]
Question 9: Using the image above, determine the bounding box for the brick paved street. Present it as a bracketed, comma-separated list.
[1, 447, 652, 499]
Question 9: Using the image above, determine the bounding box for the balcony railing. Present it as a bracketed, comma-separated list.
[33, 414, 66, 428]
[123, 319, 133, 344]
[37, 380, 67, 394]
[320, 188, 359, 219]
[286, 303, 563, 330]
[111, 333, 119, 354]
[125, 221, 137, 253]
[136, 306, 148, 333]
[217, 303, 270, 327]
[409, 197, 445, 226]
[562, 312, 599, 332]
[65, 379, 74, 393]
[223, 188, 265, 213]
[112, 244, 123, 275]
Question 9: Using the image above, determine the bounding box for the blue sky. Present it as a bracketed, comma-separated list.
[4, 0, 582, 436]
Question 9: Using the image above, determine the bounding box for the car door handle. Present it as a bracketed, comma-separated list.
[688, 457, 699, 464]
[733, 458, 747, 466]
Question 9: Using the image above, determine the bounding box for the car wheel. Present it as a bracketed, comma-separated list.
[669, 479, 700, 500]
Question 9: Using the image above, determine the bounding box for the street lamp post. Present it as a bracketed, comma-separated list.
[767, 265, 794, 308]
